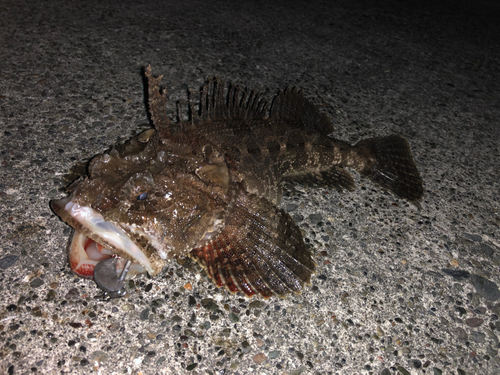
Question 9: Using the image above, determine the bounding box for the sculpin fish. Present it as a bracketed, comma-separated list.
[51, 66, 423, 298]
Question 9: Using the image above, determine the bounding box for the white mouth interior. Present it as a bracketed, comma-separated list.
[61, 198, 154, 275]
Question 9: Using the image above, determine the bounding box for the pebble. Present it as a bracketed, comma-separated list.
[140, 308, 150, 321]
[410, 359, 422, 369]
[465, 318, 484, 327]
[464, 233, 482, 242]
[186, 363, 197, 371]
[253, 353, 267, 364]
[30, 278, 44, 288]
[486, 345, 498, 357]
[441, 269, 470, 280]
[45, 289, 56, 301]
[309, 213, 323, 225]
[268, 350, 280, 359]
[188, 295, 196, 307]
[249, 301, 266, 309]
[480, 243, 495, 257]
[228, 312, 239, 322]
[201, 298, 218, 310]
[89, 351, 108, 365]
[456, 327, 468, 341]
[471, 274, 500, 301]
[0, 255, 19, 269]
[121, 304, 135, 311]
[470, 331, 486, 344]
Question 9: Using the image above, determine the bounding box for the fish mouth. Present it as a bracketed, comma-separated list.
[51, 195, 161, 279]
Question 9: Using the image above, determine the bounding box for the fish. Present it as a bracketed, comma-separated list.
[51, 66, 423, 298]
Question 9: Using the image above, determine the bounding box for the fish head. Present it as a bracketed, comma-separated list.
[51, 133, 230, 277]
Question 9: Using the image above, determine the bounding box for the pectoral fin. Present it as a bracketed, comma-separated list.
[189, 188, 316, 298]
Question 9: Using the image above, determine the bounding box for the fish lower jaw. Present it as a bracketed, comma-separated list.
[52, 197, 155, 276]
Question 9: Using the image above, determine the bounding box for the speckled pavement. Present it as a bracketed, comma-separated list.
[1, 0, 500, 374]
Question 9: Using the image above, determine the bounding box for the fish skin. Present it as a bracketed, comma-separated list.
[51, 66, 423, 298]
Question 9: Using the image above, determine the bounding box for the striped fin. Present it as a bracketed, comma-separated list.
[189, 188, 316, 298]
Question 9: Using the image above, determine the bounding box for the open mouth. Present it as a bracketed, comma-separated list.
[67, 231, 147, 279]
[51, 196, 156, 293]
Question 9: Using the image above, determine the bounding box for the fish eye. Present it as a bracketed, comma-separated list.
[137, 192, 148, 201]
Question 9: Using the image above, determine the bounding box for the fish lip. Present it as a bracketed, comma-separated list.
[51, 195, 155, 275]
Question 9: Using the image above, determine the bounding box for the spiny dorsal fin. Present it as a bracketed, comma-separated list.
[146, 67, 332, 136]
[190, 79, 268, 124]
[270, 87, 334, 136]
[145, 65, 171, 139]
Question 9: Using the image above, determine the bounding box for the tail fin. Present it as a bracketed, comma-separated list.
[355, 135, 423, 203]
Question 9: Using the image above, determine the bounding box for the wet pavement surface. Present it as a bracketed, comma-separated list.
[1, 0, 500, 374]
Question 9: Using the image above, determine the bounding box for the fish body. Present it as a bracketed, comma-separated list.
[51, 66, 423, 298]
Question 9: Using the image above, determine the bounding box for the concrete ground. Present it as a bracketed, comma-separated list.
[1, 0, 499, 374]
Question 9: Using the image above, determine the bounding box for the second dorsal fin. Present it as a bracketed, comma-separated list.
[270, 87, 334, 136]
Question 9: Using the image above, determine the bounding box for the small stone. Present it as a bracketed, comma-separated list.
[0, 255, 19, 270]
[433, 368, 443, 375]
[45, 290, 56, 301]
[186, 363, 197, 371]
[241, 340, 251, 353]
[470, 331, 486, 343]
[464, 233, 482, 242]
[229, 313, 239, 322]
[377, 326, 385, 336]
[49, 282, 59, 289]
[140, 308, 150, 321]
[201, 298, 218, 310]
[480, 243, 495, 257]
[188, 296, 196, 307]
[397, 366, 410, 375]
[465, 318, 484, 327]
[456, 327, 468, 341]
[31, 306, 43, 317]
[309, 213, 323, 225]
[122, 304, 135, 311]
[30, 278, 44, 288]
[411, 359, 422, 369]
[6, 304, 17, 311]
[487, 345, 498, 357]
[90, 351, 108, 365]
[471, 274, 500, 301]
[381, 369, 391, 375]
[441, 269, 470, 280]
[249, 301, 266, 309]
[253, 353, 267, 365]
[268, 350, 280, 359]
[156, 356, 166, 366]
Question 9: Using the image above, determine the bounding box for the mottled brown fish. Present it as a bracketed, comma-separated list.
[51, 66, 423, 298]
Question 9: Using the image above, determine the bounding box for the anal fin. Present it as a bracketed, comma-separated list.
[190, 188, 316, 298]
[282, 166, 355, 191]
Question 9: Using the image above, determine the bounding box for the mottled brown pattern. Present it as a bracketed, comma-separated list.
[51, 66, 423, 298]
